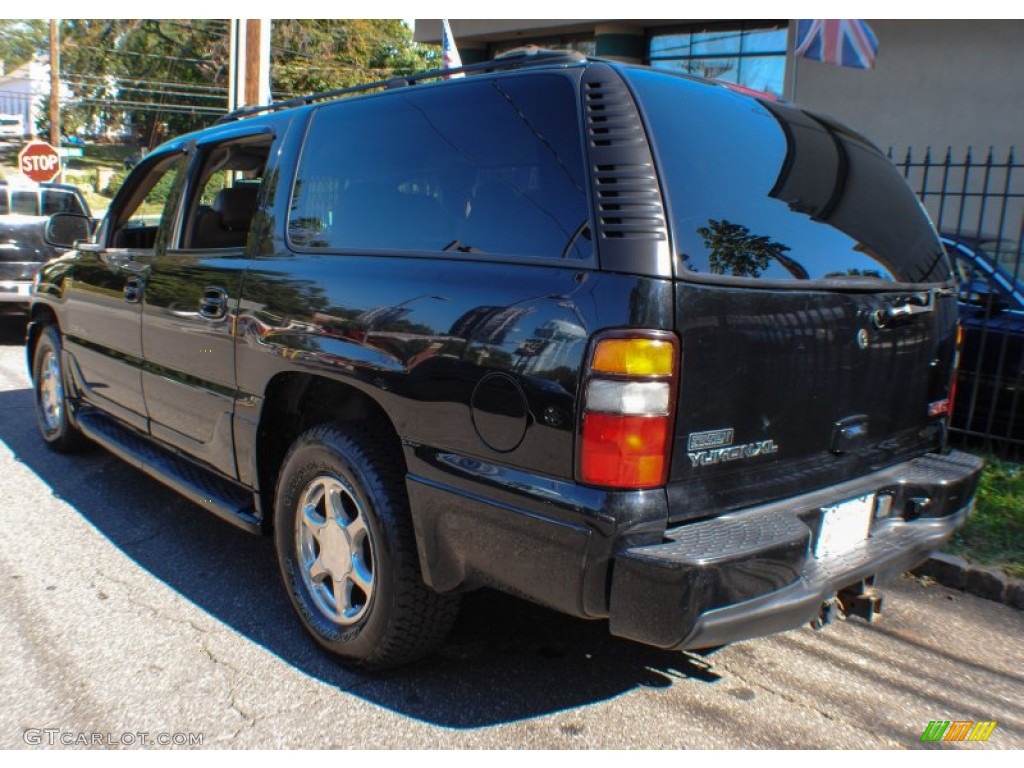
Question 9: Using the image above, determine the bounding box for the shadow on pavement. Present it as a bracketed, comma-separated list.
[0, 353, 722, 727]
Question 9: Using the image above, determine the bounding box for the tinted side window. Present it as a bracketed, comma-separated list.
[0, 189, 8, 215]
[289, 74, 592, 260]
[41, 189, 84, 216]
[627, 68, 950, 284]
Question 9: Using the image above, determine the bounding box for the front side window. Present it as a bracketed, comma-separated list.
[648, 22, 787, 98]
[108, 155, 185, 250]
[288, 73, 592, 261]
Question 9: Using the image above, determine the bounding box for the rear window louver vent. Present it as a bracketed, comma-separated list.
[581, 65, 670, 274]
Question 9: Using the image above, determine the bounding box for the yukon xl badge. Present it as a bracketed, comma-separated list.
[687, 428, 778, 468]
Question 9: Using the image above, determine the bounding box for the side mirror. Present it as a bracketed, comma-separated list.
[45, 212, 92, 250]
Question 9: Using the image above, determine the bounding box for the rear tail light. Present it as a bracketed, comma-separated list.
[579, 332, 678, 489]
[946, 323, 964, 423]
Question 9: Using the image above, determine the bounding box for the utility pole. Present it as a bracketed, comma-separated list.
[229, 19, 271, 111]
[49, 19, 60, 146]
[49, 18, 62, 181]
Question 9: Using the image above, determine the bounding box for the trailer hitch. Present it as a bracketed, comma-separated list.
[838, 579, 886, 623]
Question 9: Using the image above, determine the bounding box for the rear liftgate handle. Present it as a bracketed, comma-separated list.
[872, 290, 934, 329]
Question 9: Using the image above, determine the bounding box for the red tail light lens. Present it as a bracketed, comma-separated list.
[581, 413, 669, 487]
[946, 323, 964, 424]
[578, 333, 678, 489]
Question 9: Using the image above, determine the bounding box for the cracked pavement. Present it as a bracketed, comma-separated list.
[0, 314, 1022, 749]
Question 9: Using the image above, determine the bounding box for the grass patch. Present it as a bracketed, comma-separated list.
[947, 457, 1024, 578]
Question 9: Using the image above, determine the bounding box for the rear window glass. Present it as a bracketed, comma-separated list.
[626, 68, 950, 284]
[288, 73, 592, 261]
[11, 190, 38, 216]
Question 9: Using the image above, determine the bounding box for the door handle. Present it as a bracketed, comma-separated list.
[199, 286, 229, 320]
[124, 276, 145, 303]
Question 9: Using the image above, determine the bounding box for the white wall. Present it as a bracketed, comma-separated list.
[791, 20, 1024, 157]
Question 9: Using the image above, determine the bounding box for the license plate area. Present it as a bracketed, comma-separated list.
[815, 494, 875, 559]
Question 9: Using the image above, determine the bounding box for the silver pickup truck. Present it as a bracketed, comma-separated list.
[0, 180, 91, 308]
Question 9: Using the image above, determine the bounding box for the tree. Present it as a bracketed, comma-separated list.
[48, 19, 439, 147]
[0, 19, 46, 71]
[271, 20, 438, 96]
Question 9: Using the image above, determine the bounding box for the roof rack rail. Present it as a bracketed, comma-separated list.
[213, 47, 587, 126]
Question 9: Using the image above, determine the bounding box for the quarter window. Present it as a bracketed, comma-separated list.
[288, 74, 592, 261]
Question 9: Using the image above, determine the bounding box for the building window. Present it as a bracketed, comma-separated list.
[648, 22, 787, 97]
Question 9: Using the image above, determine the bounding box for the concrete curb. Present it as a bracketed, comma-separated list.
[912, 553, 1024, 610]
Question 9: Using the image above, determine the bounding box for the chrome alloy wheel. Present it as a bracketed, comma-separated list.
[295, 475, 376, 626]
[38, 347, 64, 433]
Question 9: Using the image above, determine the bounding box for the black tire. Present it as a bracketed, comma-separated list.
[32, 324, 87, 453]
[274, 423, 459, 670]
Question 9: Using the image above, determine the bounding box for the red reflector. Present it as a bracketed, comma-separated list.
[929, 399, 950, 417]
[580, 413, 669, 488]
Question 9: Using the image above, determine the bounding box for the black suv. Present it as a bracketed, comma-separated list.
[28, 51, 982, 669]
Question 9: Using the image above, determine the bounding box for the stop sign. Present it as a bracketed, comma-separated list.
[19, 141, 61, 183]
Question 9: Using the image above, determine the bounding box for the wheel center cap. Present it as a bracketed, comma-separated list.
[318, 521, 353, 578]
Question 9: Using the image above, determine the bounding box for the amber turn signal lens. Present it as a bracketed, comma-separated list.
[591, 338, 675, 376]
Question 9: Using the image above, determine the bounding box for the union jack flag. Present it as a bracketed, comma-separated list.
[441, 19, 464, 78]
[795, 20, 879, 70]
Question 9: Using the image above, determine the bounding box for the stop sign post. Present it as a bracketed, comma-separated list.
[19, 141, 62, 183]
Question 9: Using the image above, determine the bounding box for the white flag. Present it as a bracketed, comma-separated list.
[442, 19, 464, 78]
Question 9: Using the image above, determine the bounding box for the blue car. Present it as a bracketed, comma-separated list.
[942, 234, 1024, 444]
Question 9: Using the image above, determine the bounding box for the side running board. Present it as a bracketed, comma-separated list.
[76, 409, 262, 534]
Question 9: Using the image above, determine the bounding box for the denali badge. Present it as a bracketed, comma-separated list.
[687, 428, 778, 468]
[687, 428, 734, 451]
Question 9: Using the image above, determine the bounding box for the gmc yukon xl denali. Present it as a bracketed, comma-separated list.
[27, 51, 982, 669]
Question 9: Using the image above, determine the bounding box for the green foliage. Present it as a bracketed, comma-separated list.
[47, 19, 439, 149]
[0, 19, 46, 70]
[101, 166, 177, 204]
[102, 169, 129, 197]
[948, 458, 1024, 578]
[271, 20, 438, 96]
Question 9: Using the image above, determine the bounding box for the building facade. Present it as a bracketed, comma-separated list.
[415, 19, 1023, 157]
[0, 55, 48, 139]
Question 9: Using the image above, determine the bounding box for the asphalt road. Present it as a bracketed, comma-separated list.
[0, 313, 1021, 750]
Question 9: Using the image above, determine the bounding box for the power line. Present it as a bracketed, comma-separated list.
[63, 81, 227, 102]
[64, 73, 227, 93]
[75, 97, 225, 116]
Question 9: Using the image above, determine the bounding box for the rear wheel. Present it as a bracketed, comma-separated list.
[274, 423, 459, 669]
[32, 324, 87, 452]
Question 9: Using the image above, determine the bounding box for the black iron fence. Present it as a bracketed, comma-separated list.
[890, 147, 1024, 455]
